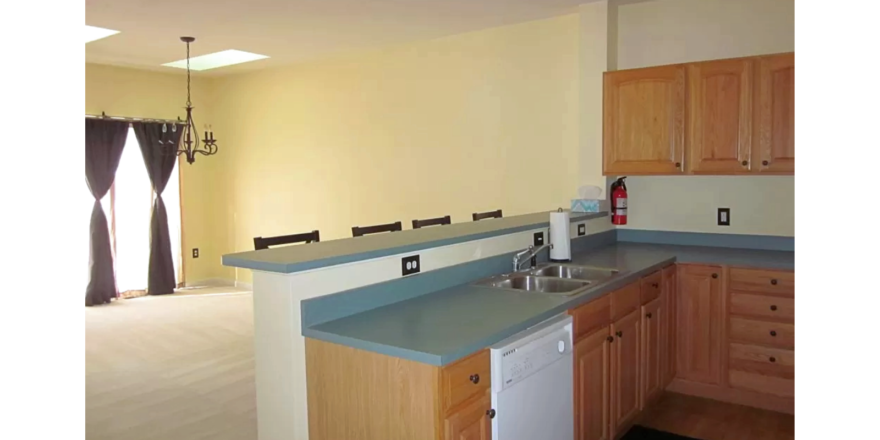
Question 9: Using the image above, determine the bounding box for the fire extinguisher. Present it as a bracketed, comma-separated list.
[610, 177, 628, 225]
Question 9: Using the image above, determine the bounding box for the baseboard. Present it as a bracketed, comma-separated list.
[235, 280, 253, 290]
[184, 278, 236, 288]
[666, 378, 793, 414]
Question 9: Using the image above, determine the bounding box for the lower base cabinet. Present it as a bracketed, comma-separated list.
[611, 309, 641, 438]
[574, 327, 611, 440]
[640, 297, 663, 409]
[444, 391, 492, 440]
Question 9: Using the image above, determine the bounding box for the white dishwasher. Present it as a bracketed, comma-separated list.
[490, 313, 574, 440]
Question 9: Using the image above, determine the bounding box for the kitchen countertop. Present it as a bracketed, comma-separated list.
[303, 242, 794, 366]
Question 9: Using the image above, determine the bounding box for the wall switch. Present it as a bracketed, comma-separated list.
[717, 208, 731, 226]
[401, 255, 421, 276]
[533, 232, 545, 246]
[192, 248, 199, 258]
[577, 223, 586, 237]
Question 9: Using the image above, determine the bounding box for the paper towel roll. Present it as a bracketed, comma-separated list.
[549, 210, 571, 262]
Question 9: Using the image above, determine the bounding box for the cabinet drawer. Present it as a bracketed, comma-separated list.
[729, 268, 794, 297]
[441, 350, 490, 413]
[611, 281, 641, 322]
[729, 317, 794, 350]
[728, 343, 794, 378]
[640, 271, 662, 304]
[730, 293, 794, 323]
[571, 294, 611, 341]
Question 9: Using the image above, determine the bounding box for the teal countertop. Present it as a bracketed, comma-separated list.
[303, 242, 794, 366]
[222, 211, 607, 274]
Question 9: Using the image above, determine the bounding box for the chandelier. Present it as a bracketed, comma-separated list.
[164, 36, 218, 164]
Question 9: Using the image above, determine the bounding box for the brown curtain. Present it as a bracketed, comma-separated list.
[85, 119, 129, 306]
[132, 122, 182, 296]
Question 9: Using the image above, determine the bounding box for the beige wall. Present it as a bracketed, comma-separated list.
[85, 64, 231, 282]
[614, 0, 795, 236]
[211, 14, 582, 282]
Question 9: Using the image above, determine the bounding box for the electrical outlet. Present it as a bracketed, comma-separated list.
[401, 255, 420, 276]
[717, 208, 731, 226]
[577, 223, 586, 237]
[192, 248, 199, 258]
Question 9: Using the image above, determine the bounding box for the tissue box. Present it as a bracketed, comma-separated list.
[571, 199, 601, 213]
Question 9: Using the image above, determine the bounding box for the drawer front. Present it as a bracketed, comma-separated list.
[611, 281, 641, 322]
[729, 343, 794, 378]
[640, 270, 662, 304]
[571, 294, 611, 341]
[729, 317, 794, 349]
[441, 350, 490, 413]
[729, 268, 794, 297]
[730, 293, 794, 323]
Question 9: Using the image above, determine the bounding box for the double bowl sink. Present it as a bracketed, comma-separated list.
[473, 263, 622, 296]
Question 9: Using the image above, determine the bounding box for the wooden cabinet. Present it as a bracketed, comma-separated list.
[640, 298, 663, 409]
[610, 309, 640, 437]
[574, 327, 611, 440]
[661, 265, 677, 386]
[676, 264, 723, 385]
[687, 58, 754, 174]
[754, 53, 795, 173]
[444, 391, 492, 440]
[603, 65, 686, 175]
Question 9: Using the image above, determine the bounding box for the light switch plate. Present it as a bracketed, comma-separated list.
[577, 223, 586, 236]
[717, 208, 730, 226]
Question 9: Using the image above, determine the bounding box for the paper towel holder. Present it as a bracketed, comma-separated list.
[549, 208, 572, 262]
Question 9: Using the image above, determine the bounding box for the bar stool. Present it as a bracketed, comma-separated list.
[351, 221, 403, 237]
[253, 230, 320, 250]
[472, 209, 502, 221]
[412, 215, 452, 229]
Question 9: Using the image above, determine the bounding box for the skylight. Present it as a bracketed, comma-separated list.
[85, 25, 120, 43]
[162, 50, 269, 71]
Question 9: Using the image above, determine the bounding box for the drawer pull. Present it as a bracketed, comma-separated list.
[770, 279, 778, 285]
[762, 160, 769, 166]
[712, 273, 718, 279]
[606, 336, 614, 343]
[646, 312, 653, 319]
[769, 356, 777, 363]
[675, 162, 681, 168]
[469, 374, 480, 384]
[741, 160, 748, 166]
[651, 282, 659, 288]
[770, 305, 778, 311]
[487, 409, 496, 419]
[770, 330, 777, 337]
[616, 330, 623, 338]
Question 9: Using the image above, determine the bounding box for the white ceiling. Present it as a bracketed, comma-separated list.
[86, 0, 591, 76]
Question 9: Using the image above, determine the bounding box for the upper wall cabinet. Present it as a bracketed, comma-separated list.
[603, 53, 794, 176]
[687, 58, 754, 174]
[753, 53, 795, 173]
[603, 65, 686, 175]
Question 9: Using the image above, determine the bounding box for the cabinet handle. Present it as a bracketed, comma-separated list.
[770, 279, 778, 285]
[675, 162, 681, 168]
[606, 336, 614, 343]
[616, 330, 623, 338]
[469, 374, 480, 384]
[651, 282, 659, 288]
[646, 312, 652, 319]
[741, 160, 748, 166]
[769, 356, 777, 363]
[770, 330, 777, 337]
[770, 305, 778, 311]
[486, 409, 496, 419]
[762, 160, 769, 166]
[712, 273, 718, 279]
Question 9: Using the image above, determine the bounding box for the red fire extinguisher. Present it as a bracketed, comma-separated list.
[610, 177, 628, 225]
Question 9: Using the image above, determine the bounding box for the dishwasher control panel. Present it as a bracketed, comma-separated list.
[490, 314, 573, 392]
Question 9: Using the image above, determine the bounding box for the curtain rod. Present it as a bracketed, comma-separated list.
[85, 112, 182, 125]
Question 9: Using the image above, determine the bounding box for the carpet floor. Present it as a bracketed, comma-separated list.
[85, 288, 257, 440]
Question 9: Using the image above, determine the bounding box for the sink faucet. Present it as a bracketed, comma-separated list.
[512, 243, 553, 272]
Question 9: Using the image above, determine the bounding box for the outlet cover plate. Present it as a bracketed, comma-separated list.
[192, 248, 199, 258]
[401, 255, 421, 276]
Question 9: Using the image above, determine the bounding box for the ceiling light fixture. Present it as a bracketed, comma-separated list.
[162, 49, 269, 71]
[165, 37, 218, 165]
[85, 25, 120, 43]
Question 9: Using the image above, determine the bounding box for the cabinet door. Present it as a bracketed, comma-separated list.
[603, 65, 686, 175]
[444, 392, 492, 440]
[687, 58, 754, 174]
[640, 298, 663, 409]
[661, 265, 677, 386]
[610, 310, 640, 438]
[574, 327, 611, 440]
[676, 265, 723, 385]
[753, 53, 795, 173]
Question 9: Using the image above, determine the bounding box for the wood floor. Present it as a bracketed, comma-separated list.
[85, 288, 257, 440]
[638, 392, 795, 440]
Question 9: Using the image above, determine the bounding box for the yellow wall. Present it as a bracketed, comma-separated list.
[211, 14, 581, 282]
[615, 0, 795, 236]
[85, 64, 231, 282]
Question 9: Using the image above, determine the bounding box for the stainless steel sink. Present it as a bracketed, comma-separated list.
[529, 264, 620, 282]
[474, 275, 590, 296]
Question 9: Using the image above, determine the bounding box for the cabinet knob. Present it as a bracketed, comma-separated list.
[762, 160, 769, 166]
[712, 273, 718, 279]
[486, 409, 496, 419]
[770, 330, 777, 337]
[646, 312, 653, 319]
[469, 374, 480, 384]
[651, 282, 659, 288]
[770, 279, 778, 285]
[606, 336, 614, 343]
[770, 305, 778, 311]
[769, 356, 777, 363]
[741, 160, 748, 166]
[616, 330, 623, 338]
[675, 162, 681, 168]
